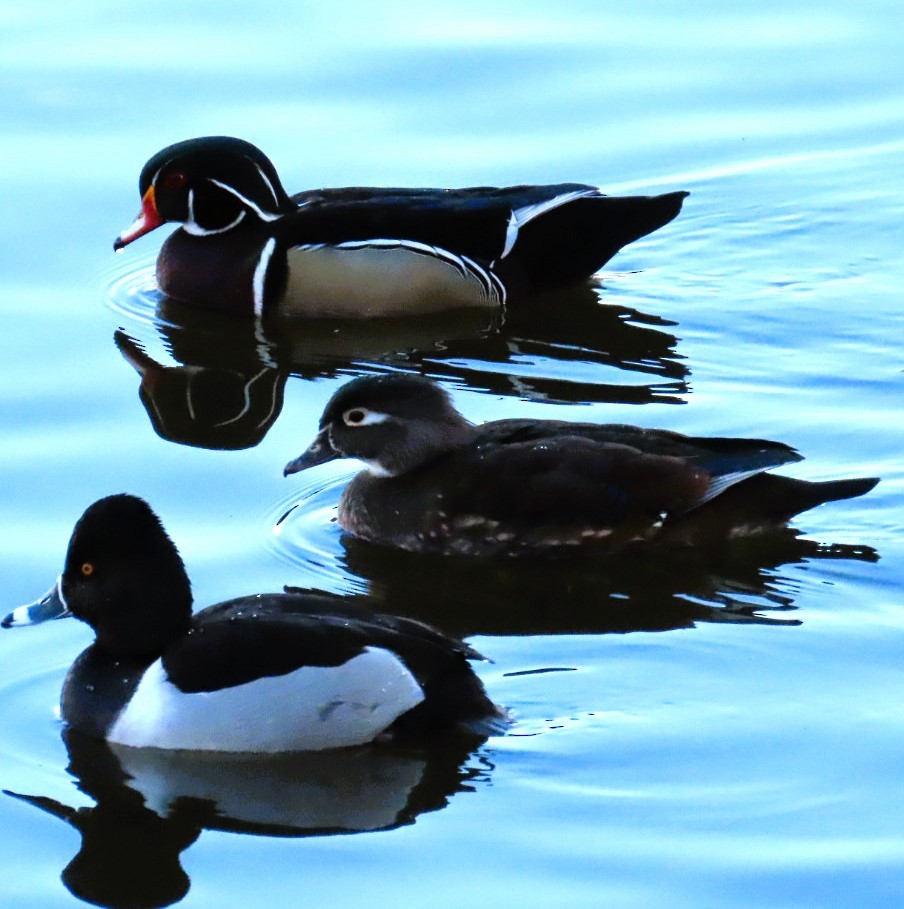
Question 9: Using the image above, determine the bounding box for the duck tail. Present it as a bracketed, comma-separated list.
[499, 190, 689, 289]
[811, 475, 880, 501]
[712, 473, 879, 525]
[662, 473, 878, 545]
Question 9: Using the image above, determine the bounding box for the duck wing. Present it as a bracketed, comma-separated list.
[447, 421, 803, 528]
[165, 592, 484, 695]
[285, 184, 687, 282]
[284, 183, 595, 266]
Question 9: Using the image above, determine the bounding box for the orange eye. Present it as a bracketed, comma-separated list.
[81, 562, 94, 577]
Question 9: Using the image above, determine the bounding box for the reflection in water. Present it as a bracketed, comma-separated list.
[111, 283, 688, 450]
[419, 284, 689, 405]
[339, 531, 880, 639]
[115, 331, 288, 450]
[5, 728, 488, 909]
[267, 471, 881, 637]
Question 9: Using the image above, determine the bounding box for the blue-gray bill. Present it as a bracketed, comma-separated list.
[2, 578, 70, 628]
[283, 427, 339, 476]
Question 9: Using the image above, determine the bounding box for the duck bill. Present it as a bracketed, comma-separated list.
[2, 577, 71, 629]
[284, 428, 340, 476]
[114, 185, 164, 250]
[114, 330, 159, 380]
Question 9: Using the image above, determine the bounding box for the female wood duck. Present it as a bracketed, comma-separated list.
[114, 136, 689, 318]
[2, 495, 503, 751]
[283, 374, 879, 556]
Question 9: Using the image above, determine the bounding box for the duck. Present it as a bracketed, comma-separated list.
[283, 373, 879, 556]
[2, 494, 503, 751]
[113, 136, 689, 318]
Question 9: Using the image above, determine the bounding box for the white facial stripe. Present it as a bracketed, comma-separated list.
[345, 409, 390, 427]
[242, 155, 280, 207]
[500, 188, 599, 259]
[207, 178, 281, 222]
[253, 237, 277, 317]
[183, 188, 247, 236]
[213, 369, 278, 429]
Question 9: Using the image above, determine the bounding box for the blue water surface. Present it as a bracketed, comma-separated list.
[1, 2, 903, 907]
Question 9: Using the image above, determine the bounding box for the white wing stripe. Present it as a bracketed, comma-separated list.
[500, 188, 600, 259]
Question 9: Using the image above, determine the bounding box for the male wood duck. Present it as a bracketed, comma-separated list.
[3, 495, 503, 751]
[114, 136, 689, 318]
[283, 374, 879, 556]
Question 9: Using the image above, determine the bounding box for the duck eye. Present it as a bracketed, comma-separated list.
[81, 562, 95, 577]
[343, 408, 367, 426]
[162, 171, 187, 190]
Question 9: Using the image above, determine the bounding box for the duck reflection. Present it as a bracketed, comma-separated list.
[114, 285, 688, 450]
[115, 331, 288, 450]
[338, 531, 879, 638]
[5, 727, 488, 909]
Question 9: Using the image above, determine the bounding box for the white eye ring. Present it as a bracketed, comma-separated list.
[342, 408, 388, 427]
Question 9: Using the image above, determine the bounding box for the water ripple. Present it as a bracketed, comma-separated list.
[262, 462, 363, 595]
[0, 659, 70, 792]
[102, 253, 163, 326]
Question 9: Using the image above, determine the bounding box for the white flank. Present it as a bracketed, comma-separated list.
[107, 646, 426, 753]
[283, 241, 504, 316]
[252, 237, 277, 317]
[332, 239, 504, 302]
[500, 188, 599, 259]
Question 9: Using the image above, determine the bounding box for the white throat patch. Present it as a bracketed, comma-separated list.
[183, 188, 246, 237]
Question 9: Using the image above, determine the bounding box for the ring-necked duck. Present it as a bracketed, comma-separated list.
[2, 495, 503, 751]
[114, 136, 688, 318]
[284, 374, 879, 556]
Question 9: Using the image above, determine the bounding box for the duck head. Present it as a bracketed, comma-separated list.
[114, 136, 293, 249]
[284, 374, 476, 478]
[3, 495, 193, 657]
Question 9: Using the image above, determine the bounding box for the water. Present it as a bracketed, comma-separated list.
[2, 2, 903, 907]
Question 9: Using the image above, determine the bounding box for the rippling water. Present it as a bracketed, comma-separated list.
[2, 2, 903, 908]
